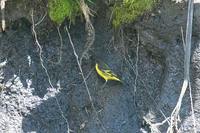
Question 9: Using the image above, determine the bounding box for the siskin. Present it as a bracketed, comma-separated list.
[95, 63, 121, 82]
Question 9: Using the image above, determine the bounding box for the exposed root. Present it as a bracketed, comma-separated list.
[35, 11, 47, 26]
[41, 26, 64, 65]
[31, 10, 72, 133]
[181, 26, 186, 52]
[182, 26, 196, 132]
[48, 26, 64, 65]
[114, 31, 170, 126]
[30, 11, 63, 65]
[123, 53, 169, 123]
[79, 0, 95, 65]
[143, 116, 170, 133]
[1, 0, 7, 31]
[189, 81, 197, 133]
[134, 32, 139, 105]
[167, 0, 194, 132]
[168, 80, 188, 133]
[65, 27, 107, 133]
[56, 26, 64, 64]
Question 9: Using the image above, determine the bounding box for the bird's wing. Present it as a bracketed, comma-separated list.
[102, 69, 118, 77]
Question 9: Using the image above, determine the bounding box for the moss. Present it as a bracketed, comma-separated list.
[113, 0, 158, 27]
[48, 0, 80, 25]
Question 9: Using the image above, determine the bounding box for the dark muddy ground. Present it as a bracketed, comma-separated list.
[0, 0, 200, 133]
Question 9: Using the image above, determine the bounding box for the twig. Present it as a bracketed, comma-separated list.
[31, 10, 72, 133]
[168, 0, 194, 132]
[65, 27, 107, 133]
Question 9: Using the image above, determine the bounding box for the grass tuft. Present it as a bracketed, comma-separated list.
[48, 0, 80, 24]
[112, 0, 158, 27]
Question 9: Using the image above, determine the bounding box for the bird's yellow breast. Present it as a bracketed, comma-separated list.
[95, 63, 121, 82]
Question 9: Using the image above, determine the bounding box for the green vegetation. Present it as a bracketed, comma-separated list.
[48, 0, 80, 24]
[113, 0, 158, 27]
[48, 0, 157, 27]
[48, 0, 96, 25]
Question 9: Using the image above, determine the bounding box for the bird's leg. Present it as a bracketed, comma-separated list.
[100, 81, 107, 89]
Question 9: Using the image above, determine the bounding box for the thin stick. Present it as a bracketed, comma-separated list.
[31, 10, 72, 133]
[65, 27, 107, 133]
[168, 0, 194, 132]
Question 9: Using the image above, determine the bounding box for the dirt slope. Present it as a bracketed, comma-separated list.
[0, 0, 200, 133]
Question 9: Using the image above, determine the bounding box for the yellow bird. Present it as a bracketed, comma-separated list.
[95, 63, 121, 82]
